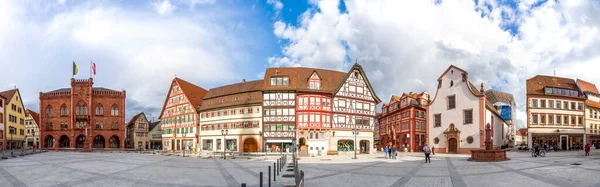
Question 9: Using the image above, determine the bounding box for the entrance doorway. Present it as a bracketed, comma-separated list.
[243, 138, 258, 152]
[359, 140, 370, 153]
[561, 136, 567, 150]
[76, 135, 85, 148]
[448, 138, 458, 153]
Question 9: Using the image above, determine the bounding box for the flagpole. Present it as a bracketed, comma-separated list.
[90, 60, 92, 78]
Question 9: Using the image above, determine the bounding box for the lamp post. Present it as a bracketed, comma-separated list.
[221, 129, 228, 159]
[352, 126, 359, 159]
[9, 126, 15, 156]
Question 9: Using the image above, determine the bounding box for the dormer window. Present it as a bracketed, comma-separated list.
[308, 72, 321, 90]
[270, 77, 289, 86]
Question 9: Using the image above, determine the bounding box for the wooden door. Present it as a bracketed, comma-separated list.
[448, 138, 457, 153]
[243, 138, 258, 152]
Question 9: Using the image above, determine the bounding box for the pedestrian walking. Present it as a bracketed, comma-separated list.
[431, 145, 435, 155]
[388, 146, 392, 159]
[585, 143, 591, 156]
[384, 146, 389, 159]
[423, 144, 431, 163]
[391, 146, 397, 159]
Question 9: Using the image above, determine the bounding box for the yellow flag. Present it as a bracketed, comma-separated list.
[73, 61, 79, 75]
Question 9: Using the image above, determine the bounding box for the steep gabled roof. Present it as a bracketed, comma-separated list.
[0, 89, 18, 105]
[149, 121, 161, 131]
[437, 65, 468, 81]
[577, 79, 599, 94]
[158, 77, 208, 119]
[333, 63, 382, 103]
[26, 109, 40, 126]
[127, 112, 146, 128]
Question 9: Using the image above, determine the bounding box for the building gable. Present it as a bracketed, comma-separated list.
[334, 63, 382, 103]
[158, 78, 207, 119]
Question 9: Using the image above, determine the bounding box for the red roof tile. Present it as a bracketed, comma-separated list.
[0, 89, 17, 105]
[577, 79, 599, 94]
[26, 109, 40, 126]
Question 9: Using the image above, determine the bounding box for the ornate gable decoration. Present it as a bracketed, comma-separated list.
[444, 124, 461, 135]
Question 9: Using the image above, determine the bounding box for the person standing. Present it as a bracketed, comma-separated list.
[585, 143, 591, 156]
[388, 145, 392, 159]
[423, 144, 431, 163]
[384, 146, 389, 159]
[431, 145, 435, 155]
[391, 146, 397, 159]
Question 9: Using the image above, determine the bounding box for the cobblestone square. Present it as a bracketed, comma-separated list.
[1, 151, 600, 187]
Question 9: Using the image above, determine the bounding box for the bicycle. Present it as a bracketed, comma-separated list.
[531, 148, 546, 157]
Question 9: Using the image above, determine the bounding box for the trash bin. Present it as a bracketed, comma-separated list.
[192, 148, 196, 153]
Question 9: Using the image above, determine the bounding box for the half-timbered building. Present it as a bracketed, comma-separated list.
[159, 77, 208, 151]
[294, 69, 346, 155]
[199, 79, 263, 153]
[262, 68, 298, 152]
[331, 64, 381, 155]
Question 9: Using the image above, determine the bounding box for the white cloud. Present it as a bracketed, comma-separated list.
[153, 0, 177, 15]
[270, 0, 600, 130]
[185, 0, 217, 9]
[267, 0, 283, 14]
[0, 1, 260, 120]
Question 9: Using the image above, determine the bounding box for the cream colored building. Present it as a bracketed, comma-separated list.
[526, 75, 585, 150]
[428, 65, 509, 154]
[577, 79, 600, 146]
[25, 110, 40, 148]
[126, 112, 150, 149]
[199, 80, 263, 153]
[0, 89, 26, 149]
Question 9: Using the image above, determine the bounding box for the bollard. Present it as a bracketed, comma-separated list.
[268, 166, 272, 187]
[273, 162, 276, 181]
[260, 172, 263, 187]
[241, 183, 246, 187]
[277, 160, 279, 176]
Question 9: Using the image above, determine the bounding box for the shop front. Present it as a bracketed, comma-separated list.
[264, 139, 293, 153]
[531, 134, 584, 150]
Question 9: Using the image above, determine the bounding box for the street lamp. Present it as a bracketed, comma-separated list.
[352, 127, 359, 159]
[9, 126, 15, 157]
[221, 129, 228, 159]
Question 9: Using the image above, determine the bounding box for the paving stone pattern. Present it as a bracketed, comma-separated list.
[1, 151, 600, 187]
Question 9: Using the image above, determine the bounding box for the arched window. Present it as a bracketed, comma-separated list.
[111, 104, 119, 116]
[45, 105, 53, 117]
[76, 101, 88, 115]
[450, 80, 454, 87]
[96, 104, 104, 116]
[60, 104, 68, 116]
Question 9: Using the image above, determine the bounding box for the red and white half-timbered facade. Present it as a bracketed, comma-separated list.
[261, 70, 297, 152]
[159, 78, 207, 151]
[331, 64, 381, 154]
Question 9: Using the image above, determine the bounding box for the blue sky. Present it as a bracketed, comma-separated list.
[2, 0, 600, 130]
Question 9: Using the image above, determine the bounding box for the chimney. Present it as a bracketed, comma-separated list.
[242, 79, 246, 83]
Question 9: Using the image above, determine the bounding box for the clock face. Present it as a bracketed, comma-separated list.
[78, 89, 85, 97]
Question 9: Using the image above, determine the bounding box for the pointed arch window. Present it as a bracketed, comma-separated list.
[45, 105, 53, 117]
[96, 104, 104, 116]
[111, 104, 119, 116]
[76, 101, 88, 116]
[60, 104, 68, 116]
